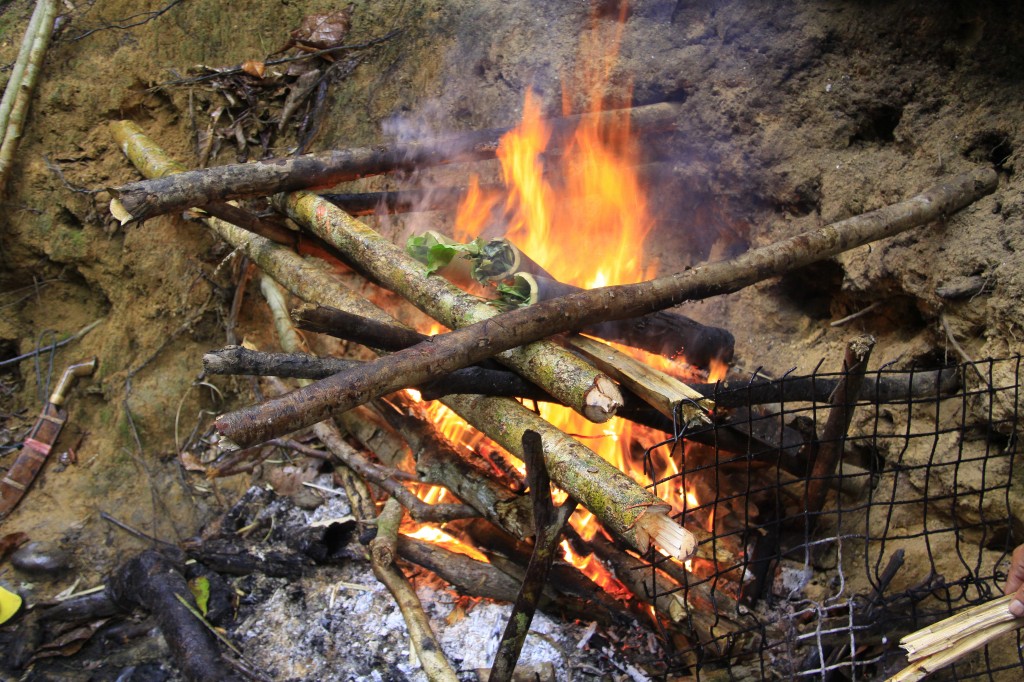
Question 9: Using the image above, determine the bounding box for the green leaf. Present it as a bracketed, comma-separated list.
[406, 233, 457, 275]
[496, 274, 534, 306]
[189, 576, 210, 616]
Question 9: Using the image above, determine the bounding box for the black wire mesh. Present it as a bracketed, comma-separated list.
[643, 356, 1023, 680]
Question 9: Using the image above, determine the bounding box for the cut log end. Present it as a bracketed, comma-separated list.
[639, 511, 697, 560]
[582, 374, 624, 423]
[109, 198, 135, 225]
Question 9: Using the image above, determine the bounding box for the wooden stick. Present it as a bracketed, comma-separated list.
[279, 191, 623, 424]
[370, 498, 459, 682]
[259, 277, 477, 524]
[374, 395, 535, 540]
[109, 120, 391, 324]
[805, 334, 875, 518]
[292, 303, 428, 351]
[320, 185, 479, 215]
[523, 271, 734, 369]
[108, 102, 681, 222]
[215, 168, 996, 447]
[0, 0, 58, 191]
[490, 431, 578, 682]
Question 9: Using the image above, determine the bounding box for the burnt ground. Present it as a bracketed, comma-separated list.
[1, 1, 1023, 680]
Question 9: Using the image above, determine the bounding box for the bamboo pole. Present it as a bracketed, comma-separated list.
[217, 167, 997, 447]
[280, 191, 623, 424]
[108, 102, 681, 222]
[0, 0, 58, 191]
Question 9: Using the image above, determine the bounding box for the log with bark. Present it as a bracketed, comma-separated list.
[108, 102, 680, 222]
[215, 167, 996, 447]
[278, 190, 623, 424]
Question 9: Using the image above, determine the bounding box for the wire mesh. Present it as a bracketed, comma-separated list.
[645, 356, 1023, 680]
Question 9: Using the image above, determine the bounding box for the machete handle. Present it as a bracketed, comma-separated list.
[48, 357, 98, 406]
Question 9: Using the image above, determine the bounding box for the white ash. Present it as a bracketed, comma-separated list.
[227, 487, 646, 680]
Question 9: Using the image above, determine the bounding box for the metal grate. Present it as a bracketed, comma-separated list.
[644, 357, 1024, 680]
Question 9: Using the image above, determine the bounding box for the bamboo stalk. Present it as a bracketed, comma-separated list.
[0, 1, 51, 140]
[280, 191, 623, 424]
[0, 0, 59, 191]
[439, 393, 696, 560]
[216, 168, 996, 447]
[108, 102, 681, 222]
[370, 498, 459, 682]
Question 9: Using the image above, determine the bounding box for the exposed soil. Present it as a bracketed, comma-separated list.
[1, 0, 1022, 680]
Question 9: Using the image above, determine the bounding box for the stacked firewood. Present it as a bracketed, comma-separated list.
[104, 114, 994, 679]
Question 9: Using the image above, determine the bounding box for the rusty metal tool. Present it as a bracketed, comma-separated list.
[0, 357, 97, 520]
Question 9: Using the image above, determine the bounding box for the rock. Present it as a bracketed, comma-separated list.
[10, 542, 71, 577]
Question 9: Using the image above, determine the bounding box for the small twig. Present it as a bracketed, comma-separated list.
[0, 318, 102, 369]
[173, 592, 244, 657]
[941, 313, 991, 387]
[99, 511, 176, 549]
[67, 0, 186, 42]
[830, 300, 883, 327]
[152, 29, 402, 88]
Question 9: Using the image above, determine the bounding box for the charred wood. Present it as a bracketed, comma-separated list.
[490, 430, 578, 682]
[109, 550, 242, 682]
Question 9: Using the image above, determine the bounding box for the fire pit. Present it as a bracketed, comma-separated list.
[1, 2, 1022, 681]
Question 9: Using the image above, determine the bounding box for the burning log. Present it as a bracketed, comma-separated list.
[279, 190, 623, 424]
[439, 393, 696, 560]
[374, 395, 535, 540]
[370, 498, 459, 682]
[108, 102, 681, 223]
[490, 431, 578, 682]
[214, 167, 996, 447]
[474, 237, 734, 368]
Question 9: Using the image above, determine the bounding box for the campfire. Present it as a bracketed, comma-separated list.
[2, 3, 1022, 681]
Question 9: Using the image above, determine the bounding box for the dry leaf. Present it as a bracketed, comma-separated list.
[291, 5, 353, 50]
[241, 60, 266, 78]
[0, 532, 29, 562]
